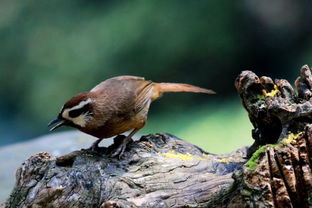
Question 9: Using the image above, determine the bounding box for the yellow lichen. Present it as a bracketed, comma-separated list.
[262, 85, 280, 97]
[219, 158, 230, 164]
[281, 132, 303, 144]
[158, 151, 205, 161]
[202, 153, 210, 157]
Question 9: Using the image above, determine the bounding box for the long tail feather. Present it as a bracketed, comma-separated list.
[152, 82, 215, 100]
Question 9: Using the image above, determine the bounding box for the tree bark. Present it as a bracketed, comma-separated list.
[3, 66, 312, 208]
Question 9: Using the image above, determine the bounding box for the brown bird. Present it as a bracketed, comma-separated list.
[48, 76, 215, 157]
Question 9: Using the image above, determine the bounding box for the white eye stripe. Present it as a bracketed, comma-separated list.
[68, 98, 93, 112]
[61, 98, 93, 127]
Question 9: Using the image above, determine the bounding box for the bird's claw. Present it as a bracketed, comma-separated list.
[83, 139, 103, 155]
[83, 147, 102, 156]
[110, 143, 127, 159]
[110, 136, 131, 159]
[90, 144, 100, 152]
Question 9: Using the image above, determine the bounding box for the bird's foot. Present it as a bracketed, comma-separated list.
[110, 143, 127, 159]
[83, 139, 103, 155]
[91, 139, 101, 151]
[90, 143, 100, 152]
[110, 135, 131, 159]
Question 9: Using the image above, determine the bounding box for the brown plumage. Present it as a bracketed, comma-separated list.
[48, 75, 215, 157]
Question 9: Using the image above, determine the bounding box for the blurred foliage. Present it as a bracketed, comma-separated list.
[143, 100, 253, 153]
[0, 0, 311, 150]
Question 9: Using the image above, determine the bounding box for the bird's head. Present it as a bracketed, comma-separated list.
[48, 92, 95, 131]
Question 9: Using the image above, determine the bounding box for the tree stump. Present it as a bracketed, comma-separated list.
[3, 66, 312, 208]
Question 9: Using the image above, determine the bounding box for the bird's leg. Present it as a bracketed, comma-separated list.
[111, 128, 140, 159]
[89, 138, 103, 152]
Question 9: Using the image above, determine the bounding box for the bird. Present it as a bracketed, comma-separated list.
[48, 75, 215, 157]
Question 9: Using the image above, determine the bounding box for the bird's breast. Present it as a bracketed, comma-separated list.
[80, 112, 146, 139]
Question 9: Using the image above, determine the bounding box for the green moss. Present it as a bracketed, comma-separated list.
[308, 187, 312, 206]
[257, 94, 266, 100]
[245, 132, 302, 171]
[245, 144, 277, 171]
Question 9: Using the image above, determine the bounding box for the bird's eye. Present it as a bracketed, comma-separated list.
[69, 109, 82, 118]
[68, 104, 89, 118]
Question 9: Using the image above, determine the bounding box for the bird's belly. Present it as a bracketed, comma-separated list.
[83, 116, 144, 139]
[103, 121, 137, 137]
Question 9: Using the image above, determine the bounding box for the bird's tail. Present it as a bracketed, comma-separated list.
[151, 82, 215, 100]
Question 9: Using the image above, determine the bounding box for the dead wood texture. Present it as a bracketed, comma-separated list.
[3, 65, 312, 208]
[4, 134, 246, 208]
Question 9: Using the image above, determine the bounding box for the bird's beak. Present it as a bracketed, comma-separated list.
[48, 117, 66, 131]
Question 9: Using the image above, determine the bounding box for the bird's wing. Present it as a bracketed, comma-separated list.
[109, 75, 145, 81]
[111, 78, 153, 115]
[134, 81, 153, 113]
[90, 76, 145, 92]
[91, 76, 154, 119]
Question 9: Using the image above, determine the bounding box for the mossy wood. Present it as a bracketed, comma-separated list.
[3, 66, 312, 208]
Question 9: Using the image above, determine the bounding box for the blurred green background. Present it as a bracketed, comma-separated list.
[0, 0, 311, 153]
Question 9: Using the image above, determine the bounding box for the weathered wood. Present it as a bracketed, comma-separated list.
[3, 65, 312, 208]
[4, 134, 246, 208]
[235, 65, 312, 156]
[232, 65, 312, 207]
[218, 126, 312, 208]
